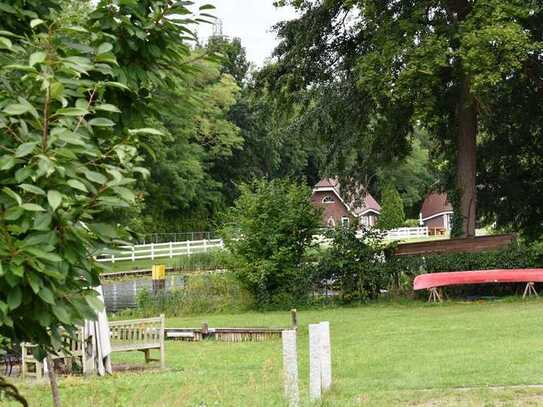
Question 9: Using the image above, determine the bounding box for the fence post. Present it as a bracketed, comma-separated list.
[111, 254, 115, 264]
[203, 239, 207, 253]
[169, 241, 173, 259]
[187, 240, 191, 257]
[151, 243, 155, 260]
[131, 246, 135, 262]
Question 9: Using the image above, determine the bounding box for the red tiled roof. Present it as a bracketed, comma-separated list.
[313, 178, 381, 216]
[421, 192, 453, 219]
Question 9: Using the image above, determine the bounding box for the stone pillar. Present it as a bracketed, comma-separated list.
[282, 329, 299, 407]
[308, 323, 322, 401]
[319, 321, 332, 392]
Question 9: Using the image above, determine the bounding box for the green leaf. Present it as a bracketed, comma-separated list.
[21, 203, 46, 212]
[95, 104, 121, 113]
[15, 142, 38, 158]
[3, 104, 30, 115]
[55, 107, 89, 117]
[128, 128, 164, 136]
[84, 170, 107, 184]
[199, 4, 216, 11]
[33, 212, 52, 231]
[88, 118, 115, 127]
[38, 287, 55, 305]
[52, 304, 71, 323]
[67, 179, 87, 192]
[7, 288, 21, 310]
[4, 206, 23, 221]
[29, 51, 47, 66]
[97, 42, 113, 55]
[27, 273, 42, 294]
[30, 19, 44, 28]
[50, 82, 65, 100]
[0, 36, 12, 50]
[2, 187, 22, 205]
[85, 294, 105, 312]
[20, 184, 45, 195]
[0, 156, 16, 171]
[89, 223, 118, 238]
[25, 247, 62, 262]
[47, 190, 62, 211]
[105, 81, 130, 91]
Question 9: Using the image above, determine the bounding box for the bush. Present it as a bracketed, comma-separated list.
[403, 219, 421, 227]
[219, 179, 321, 308]
[314, 226, 393, 302]
[132, 273, 254, 317]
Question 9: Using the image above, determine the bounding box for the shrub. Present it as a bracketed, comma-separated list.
[403, 218, 421, 227]
[378, 184, 405, 230]
[219, 179, 321, 308]
[132, 273, 254, 317]
[314, 226, 393, 302]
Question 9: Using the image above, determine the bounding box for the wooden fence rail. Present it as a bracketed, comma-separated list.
[96, 238, 224, 263]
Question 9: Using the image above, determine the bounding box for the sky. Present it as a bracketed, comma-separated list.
[194, 0, 298, 67]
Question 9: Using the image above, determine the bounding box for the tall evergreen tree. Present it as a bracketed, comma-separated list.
[378, 184, 406, 230]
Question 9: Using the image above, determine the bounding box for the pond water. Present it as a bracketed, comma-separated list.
[102, 275, 185, 312]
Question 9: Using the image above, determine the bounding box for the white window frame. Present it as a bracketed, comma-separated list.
[341, 217, 350, 227]
[322, 195, 335, 204]
[327, 217, 336, 228]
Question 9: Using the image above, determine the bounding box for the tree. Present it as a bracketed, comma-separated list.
[378, 184, 406, 230]
[272, 0, 543, 237]
[0, 0, 208, 404]
[219, 179, 321, 307]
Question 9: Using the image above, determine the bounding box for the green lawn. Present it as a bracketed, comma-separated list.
[11, 299, 543, 406]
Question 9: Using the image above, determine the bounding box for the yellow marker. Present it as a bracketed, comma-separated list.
[152, 264, 166, 280]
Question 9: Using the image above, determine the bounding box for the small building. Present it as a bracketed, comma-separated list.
[419, 192, 453, 233]
[311, 178, 381, 228]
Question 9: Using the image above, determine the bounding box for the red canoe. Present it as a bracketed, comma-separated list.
[413, 269, 543, 291]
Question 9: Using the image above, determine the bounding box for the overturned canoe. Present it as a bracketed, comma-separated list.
[413, 269, 543, 291]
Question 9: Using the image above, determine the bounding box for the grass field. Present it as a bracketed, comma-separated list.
[11, 299, 543, 406]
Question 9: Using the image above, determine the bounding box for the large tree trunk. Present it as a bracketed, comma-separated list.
[455, 77, 478, 237]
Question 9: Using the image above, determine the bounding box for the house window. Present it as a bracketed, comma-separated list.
[327, 217, 336, 228]
[341, 217, 350, 227]
[322, 195, 335, 204]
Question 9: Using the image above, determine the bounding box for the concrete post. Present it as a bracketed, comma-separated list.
[282, 329, 299, 407]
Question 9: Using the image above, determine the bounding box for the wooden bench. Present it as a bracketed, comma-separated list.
[21, 328, 87, 379]
[109, 314, 165, 369]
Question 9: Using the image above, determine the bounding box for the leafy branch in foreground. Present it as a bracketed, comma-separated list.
[0, 12, 151, 356]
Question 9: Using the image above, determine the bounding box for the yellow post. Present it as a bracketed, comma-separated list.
[152, 265, 166, 293]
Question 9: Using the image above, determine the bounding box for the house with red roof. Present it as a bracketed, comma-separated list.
[419, 192, 454, 233]
[311, 178, 381, 228]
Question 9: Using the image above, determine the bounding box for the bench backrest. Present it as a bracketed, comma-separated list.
[108, 315, 165, 347]
[22, 327, 84, 359]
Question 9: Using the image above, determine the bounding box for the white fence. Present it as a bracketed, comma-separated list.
[97, 238, 224, 263]
[384, 227, 428, 240]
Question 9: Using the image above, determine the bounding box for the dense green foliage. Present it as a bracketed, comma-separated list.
[272, 0, 543, 239]
[219, 179, 321, 307]
[0, 3, 149, 356]
[315, 226, 391, 302]
[378, 184, 406, 230]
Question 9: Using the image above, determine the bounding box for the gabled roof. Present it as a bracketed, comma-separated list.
[313, 178, 381, 216]
[420, 192, 453, 220]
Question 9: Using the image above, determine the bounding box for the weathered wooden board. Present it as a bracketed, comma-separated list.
[395, 234, 515, 256]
